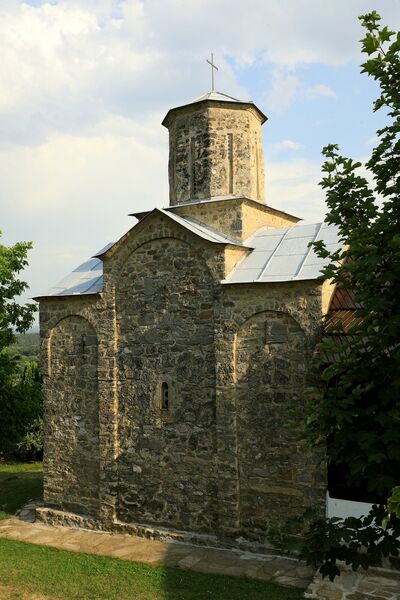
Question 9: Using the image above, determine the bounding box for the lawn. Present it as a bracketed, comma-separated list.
[0, 461, 42, 520]
[0, 462, 305, 599]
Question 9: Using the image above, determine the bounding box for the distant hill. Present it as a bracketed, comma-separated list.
[9, 332, 40, 366]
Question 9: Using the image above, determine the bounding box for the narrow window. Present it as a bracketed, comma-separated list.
[189, 138, 196, 198]
[227, 133, 233, 194]
[255, 134, 260, 199]
[161, 382, 169, 410]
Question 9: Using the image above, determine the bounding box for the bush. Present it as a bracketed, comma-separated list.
[0, 360, 43, 461]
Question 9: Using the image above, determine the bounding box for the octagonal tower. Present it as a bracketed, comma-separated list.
[162, 91, 267, 206]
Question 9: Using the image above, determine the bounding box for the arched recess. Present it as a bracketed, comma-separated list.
[235, 310, 308, 532]
[45, 315, 100, 516]
[115, 237, 218, 533]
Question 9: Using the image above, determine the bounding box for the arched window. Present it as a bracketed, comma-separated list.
[161, 382, 169, 410]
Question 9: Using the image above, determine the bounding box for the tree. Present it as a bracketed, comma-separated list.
[0, 232, 40, 458]
[301, 11, 400, 580]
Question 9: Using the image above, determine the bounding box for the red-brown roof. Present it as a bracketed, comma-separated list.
[324, 285, 360, 334]
[321, 284, 360, 362]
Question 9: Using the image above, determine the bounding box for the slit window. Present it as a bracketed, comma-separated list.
[227, 133, 233, 194]
[161, 382, 169, 410]
[189, 138, 196, 198]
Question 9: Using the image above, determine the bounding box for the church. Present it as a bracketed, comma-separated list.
[35, 86, 342, 549]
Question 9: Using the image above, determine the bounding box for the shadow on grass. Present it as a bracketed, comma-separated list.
[0, 462, 43, 520]
[0, 463, 305, 599]
[0, 538, 305, 600]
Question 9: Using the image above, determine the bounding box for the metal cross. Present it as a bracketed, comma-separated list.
[206, 53, 218, 92]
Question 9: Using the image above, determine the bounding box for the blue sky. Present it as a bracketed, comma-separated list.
[1, 0, 399, 311]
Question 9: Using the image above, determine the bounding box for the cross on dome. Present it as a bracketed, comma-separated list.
[206, 53, 218, 92]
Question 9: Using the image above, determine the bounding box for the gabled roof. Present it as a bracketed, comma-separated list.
[95, 208, 245, 259]
[157, 209, 246, 246]
[35, 210, 246, 299]
[36, 211, 341, 299]
[130, 196, 300, 224]
[222, 222, 341, 284]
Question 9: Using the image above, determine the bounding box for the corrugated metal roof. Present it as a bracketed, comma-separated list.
[222, 222, 341, 284]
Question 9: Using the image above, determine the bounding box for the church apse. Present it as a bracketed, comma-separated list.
[115, 237, 218, 532]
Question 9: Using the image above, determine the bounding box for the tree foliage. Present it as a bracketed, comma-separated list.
[301, 11, 400, 579]
[0, 232, 41, 459]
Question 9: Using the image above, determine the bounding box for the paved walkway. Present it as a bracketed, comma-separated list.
[0, 503, 313, 589]
[306, 568, 400, 600]
[1, 504, 399, 598]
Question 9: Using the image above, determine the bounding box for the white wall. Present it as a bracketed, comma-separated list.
[326, 492, 374, 519]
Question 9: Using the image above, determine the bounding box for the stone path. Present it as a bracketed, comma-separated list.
[306, 568, 400, 600]
[1, 503, 399, 598]
[0, 505, 312, 589]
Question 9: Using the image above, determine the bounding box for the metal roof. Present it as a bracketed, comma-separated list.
[222, 222, 341, 284]
[189, 91, 244, 104]
[162, 90, 267, 126]
[130, 198, 300, 225]
[39, 255, 104, 298]
[37, 211, 245, 299]
[158, 209, 245, 246]
[37, 219, 340, 299]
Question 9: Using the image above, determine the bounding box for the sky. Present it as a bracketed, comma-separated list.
[1, 0, 400, 320]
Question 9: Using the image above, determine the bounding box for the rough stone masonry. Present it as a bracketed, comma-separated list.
[36, 90, 335, 550]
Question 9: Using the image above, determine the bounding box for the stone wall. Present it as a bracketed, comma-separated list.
[114, 237, 218, 532]
[165, 103, 265, 204]
[38, 211, 328, 546]
[44, 315, 100, 516]
[214, 282, 327, 537]
[171, 197, 299, 242]
[235, 310, 308, 532]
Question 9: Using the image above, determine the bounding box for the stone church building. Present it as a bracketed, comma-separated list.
[36, 91, 341, 548]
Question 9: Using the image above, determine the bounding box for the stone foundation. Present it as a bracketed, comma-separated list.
[36, 506, 281, 555]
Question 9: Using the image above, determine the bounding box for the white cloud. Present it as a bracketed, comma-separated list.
[305, 83, 336, 99]
[266, 158, 326, 222]
[265, 72, 336, 113]
[265, 71, 301, 113]
[1, 0, 399, 143]
[1, 0, 400, 314]
[276, 140, 303, 151]
[1, 120, 168, 301]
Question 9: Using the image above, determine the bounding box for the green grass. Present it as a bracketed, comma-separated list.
[0, 538, 304, 600]
[0, 461, 43, 520]
[0, 462, 304, 599]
